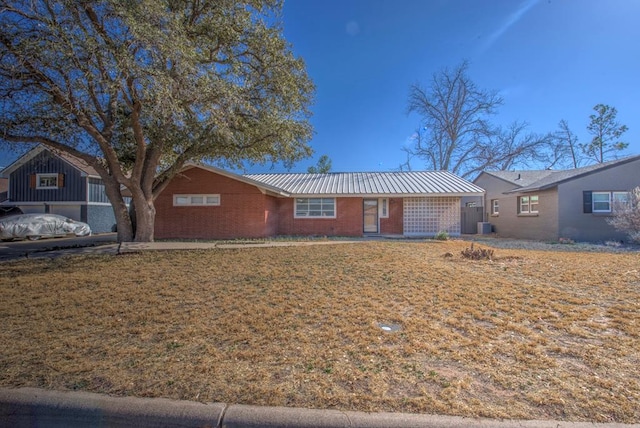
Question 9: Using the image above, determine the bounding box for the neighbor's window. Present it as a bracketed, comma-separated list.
[592, 192, 611, 213]
[173, 194, 220, 206]
[519, 195, 539, 214]
[36, 173, 59, 189]
[613, 191, 630, 211]
[295, 198, 336, 218]
[491, 199, 499, 215]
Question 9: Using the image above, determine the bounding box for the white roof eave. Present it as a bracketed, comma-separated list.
[289, 192, 484, 198]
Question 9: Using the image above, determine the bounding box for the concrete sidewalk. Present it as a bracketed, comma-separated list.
[1, 237, 371, 261]
[2, 387, 636, 428]
[117, 239, 368, 253]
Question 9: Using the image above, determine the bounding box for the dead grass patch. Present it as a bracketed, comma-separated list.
[1, 241, 639, 422]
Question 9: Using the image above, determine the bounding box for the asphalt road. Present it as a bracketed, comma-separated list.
[0, 233, 118, 261]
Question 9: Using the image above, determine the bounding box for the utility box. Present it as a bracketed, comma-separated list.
[477, 222, 492, 235]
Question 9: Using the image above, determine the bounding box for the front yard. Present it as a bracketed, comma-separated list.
[0, 240, 639, 422]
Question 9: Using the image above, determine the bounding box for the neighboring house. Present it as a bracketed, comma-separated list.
[0, 170, 20, 218]
[0, 169, 7, 202]
[154, 163, 484, 240]
[474, 155, 640, 242]
[0, 146, 119, 233]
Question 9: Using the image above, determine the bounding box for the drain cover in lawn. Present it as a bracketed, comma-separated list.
[377, 322, 401, 332]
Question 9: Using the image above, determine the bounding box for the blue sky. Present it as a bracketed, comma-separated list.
[275, 0, 640, 173]
[1, 0, 638, 174]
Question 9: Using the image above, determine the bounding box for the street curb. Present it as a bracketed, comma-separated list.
[1, 388, 637, 428]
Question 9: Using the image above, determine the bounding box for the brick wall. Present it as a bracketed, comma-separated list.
[155, 167, 271, 239]
[264, 196, 279, 236]
[276, 197, 363, 237]
[155, 167, 411, 239]
[380, 197, 403, 234]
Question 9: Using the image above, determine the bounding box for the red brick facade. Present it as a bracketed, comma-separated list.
[154, 166, 405, 239]
[275, 198, 363, 237]
[155, 167, 273, 239]
[380, 198, 403, 235]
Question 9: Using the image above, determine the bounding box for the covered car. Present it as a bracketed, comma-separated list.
[0, 213, 91, 241]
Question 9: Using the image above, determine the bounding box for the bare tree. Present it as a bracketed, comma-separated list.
[475, 121, 555, 173]
[582, 104, 628, 163]
[552, 120, 584, 169]
[406, 61, 502, 178]
[607, 187, 640, 243]
[405, 62, 562, 178]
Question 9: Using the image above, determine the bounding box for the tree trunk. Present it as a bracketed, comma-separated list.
[113, 202, 134, 242]
[101, 174, 134, 242]
[132, 196, 156, 242]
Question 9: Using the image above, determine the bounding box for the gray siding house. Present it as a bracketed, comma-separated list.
[474, 155, 640, 242]
[0, 146, 118, 233]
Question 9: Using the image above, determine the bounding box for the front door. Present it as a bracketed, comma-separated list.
[363, 199, 378, 233]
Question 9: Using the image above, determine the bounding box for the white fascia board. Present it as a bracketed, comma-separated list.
[182, 163, 290, 197]
[291, 192, 484, 198]
[1, 145, 47, 176]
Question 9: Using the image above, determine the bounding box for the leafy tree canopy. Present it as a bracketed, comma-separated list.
[307, 154, 332, 174]
[582, 104, 628, 164]
[0, 0, 315, 241]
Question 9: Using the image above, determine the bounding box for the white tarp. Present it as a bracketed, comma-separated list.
[0, 213, 91, 240]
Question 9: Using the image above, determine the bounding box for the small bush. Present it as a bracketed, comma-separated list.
[434, 231, 449, 241]
[607, 186, 640, 243]
[461, 243, 494, 261]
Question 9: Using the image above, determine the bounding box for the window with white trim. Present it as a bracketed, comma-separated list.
[491, 199, 499, 215]
[592, 192, 611, 212]
[173, 194, 220, 206]
[295, 198, 336, 218]
[518, 195, 539, 214]
[613, 191, 630, 211]
[380, 198, 389, 218]
[36, 173, 59, 189]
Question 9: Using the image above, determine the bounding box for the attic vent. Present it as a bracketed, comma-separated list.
[516, 173, 521, 180]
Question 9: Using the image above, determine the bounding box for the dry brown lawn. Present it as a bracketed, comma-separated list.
[1, 240, 639, 423]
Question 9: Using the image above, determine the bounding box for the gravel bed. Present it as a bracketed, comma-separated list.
[460, 235, 640, 253]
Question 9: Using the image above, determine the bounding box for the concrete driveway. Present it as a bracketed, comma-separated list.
[0, 233, 118, 261]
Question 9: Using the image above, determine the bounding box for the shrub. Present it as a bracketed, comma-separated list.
[461, 243, 494, 260]
[434, 231, 449, 241]
[607, 186, 640, 243]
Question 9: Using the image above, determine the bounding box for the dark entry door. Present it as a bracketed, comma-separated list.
[363, 199, 378, 233]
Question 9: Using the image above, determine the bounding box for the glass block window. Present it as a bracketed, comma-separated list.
[403, 197, 460, 236]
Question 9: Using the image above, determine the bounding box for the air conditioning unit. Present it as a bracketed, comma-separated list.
[477, 222, 492, 235]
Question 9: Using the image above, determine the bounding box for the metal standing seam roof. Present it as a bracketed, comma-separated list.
[243, 171, 484, 196]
